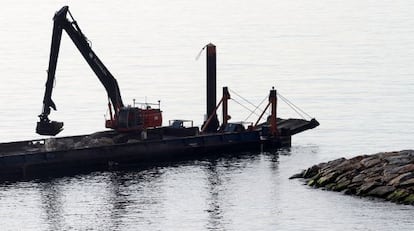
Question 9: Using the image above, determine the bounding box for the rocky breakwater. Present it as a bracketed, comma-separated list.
[290, 150, 414, 205]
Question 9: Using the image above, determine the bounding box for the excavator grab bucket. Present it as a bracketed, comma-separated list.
[36, 120, 64, 136]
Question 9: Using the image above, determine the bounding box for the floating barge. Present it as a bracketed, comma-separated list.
[0, 44, 319, 179]
[0, 43, 319, 179]
[0, 7, 318, 180]
[0, 117, 318, 179]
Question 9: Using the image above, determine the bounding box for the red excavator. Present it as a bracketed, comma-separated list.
[36, 6, 162, 136]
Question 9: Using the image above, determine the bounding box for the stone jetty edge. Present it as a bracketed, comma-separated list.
[290, 150, 414, 205]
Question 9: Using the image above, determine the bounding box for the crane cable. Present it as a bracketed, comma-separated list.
[230, 97, 261, 118]
[228, 88, 314, 122]
[228, 88, 268, 123]
[243, 95, 268, 122]
[229, 88, 258, 110]
[277, 92, 313, 120]
[195, 45, 207, 61]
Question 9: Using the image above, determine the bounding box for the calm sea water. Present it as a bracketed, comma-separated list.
[0, 0, 413, 230]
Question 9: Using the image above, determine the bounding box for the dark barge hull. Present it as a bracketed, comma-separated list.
[0, 130, 290, 179]
[0, 118, 317, 180]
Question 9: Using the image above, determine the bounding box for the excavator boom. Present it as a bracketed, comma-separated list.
[36, 6, 162, 136]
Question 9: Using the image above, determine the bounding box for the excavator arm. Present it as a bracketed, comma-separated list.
[37, 6, 162, 136]
[37, 6, 124, 136]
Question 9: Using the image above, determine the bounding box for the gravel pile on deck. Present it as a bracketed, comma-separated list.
[290, 150, 414, 205]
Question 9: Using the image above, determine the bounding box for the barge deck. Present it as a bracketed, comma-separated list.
[0, 118, 318, 179]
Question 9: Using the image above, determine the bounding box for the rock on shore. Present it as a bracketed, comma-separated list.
[290, 150, 414, 205]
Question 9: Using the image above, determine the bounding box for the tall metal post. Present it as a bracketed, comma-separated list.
[222, 86, 231, 127]
[269, 87, 279, 136]
[204, 43, 219, 132]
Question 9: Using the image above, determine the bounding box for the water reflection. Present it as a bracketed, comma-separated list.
[39, 180, 64, 231]
[202, 151, 279, 230]
[107, 172, 130, 230]
[35, 168, 166, 230]
[22, 151, 285, 230]
[106, 168, 165, 230]
[33, 151, 288, 230]
[204, 161, 225, 231]
[265, 148, 282, 170]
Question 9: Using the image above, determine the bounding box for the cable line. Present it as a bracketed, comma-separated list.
[244, 94, 268, 122]
[230, 98, 262, 118]
[229, 88, 259, 111]
[277, 92, 312, 119]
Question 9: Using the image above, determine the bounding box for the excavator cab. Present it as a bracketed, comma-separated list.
[106, 106, 162, 132]
[117, 107, 143, 131]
